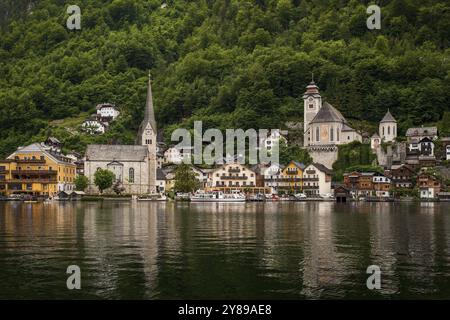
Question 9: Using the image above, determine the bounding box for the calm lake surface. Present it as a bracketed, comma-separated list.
[1, 201, 450, 299]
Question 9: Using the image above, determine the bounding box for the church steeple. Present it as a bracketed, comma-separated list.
[137, 72, 157, 145]
[143, 72, 157, 132]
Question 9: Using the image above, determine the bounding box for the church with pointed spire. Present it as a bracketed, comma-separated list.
[302, 79, 362, 169]
[83, 74, 159, 195]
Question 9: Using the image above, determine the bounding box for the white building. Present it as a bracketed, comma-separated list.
[446, 145, 450, 161]
[207, 163, 256, 189]
[260, 130, 287, 152]
[379, 110, 397, 142]
[303, 80, 362, 169]
[84, 74, 158, 195]
[302, 163, 332, 196]
[164, 146, 192, 164]
[373, 173, 391, 198]
[406, 126, 438, 142]
[262, 163, 284, 193]
[96, 103, 120, 120]
[82, 117, 107, 134]
[303, 81, 362, 147]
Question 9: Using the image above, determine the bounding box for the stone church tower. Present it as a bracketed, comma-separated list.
[379, 109, 397, 143]
[137, 73, 158, 193]
[303, 80, 322, 146]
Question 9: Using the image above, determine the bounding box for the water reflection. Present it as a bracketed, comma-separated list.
[0, 201, 450, 299]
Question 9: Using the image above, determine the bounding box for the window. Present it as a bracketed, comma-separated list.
[316, 127, 320, 142]
[129, 168, 135, 183]
[330, 127, 334, 142]
[309, 104, 314, 109]
[383, 127, 385, 135]
[388, 126, 391, 135]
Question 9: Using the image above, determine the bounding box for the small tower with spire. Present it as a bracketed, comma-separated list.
[379, 109, 397, 143]
[137, 72, 157, 193]
[303, 74, 322, 147]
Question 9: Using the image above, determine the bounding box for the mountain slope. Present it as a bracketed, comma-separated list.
[0, 0, 449, 156]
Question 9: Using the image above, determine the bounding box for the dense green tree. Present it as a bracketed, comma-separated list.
[94, 169, 115, 194]
[174, 164, 200, 193]
[74, 175, 89, 191]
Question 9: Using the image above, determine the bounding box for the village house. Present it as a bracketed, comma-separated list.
[385, 164, 416, 188]
[302, 163, 332, 196]
[278, 161, 305, 194]
[81, 114, 108, 134]
[372, 172, 392, 198]
[262, 163, 284, 194]
[96, 103, 120, 120]
[207, 163, 256, 190]
[260, 130, 287, 152]
[406, 126, 438, 142]
[163, 146, 192, 164]
[0, 143, 76, 197]
[442, 137, 450, 160]
[417, 171, 441, 199]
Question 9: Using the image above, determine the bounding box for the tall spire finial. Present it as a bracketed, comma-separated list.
[148, 70, 151, 81]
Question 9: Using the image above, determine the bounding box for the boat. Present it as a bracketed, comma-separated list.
[190, 191, 246, 203]
[248, 193, 265, 202]
[137, 194, 167, 201]
[294, 193, 307, 201]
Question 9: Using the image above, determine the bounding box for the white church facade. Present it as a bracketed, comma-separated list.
[303, 81, 362, 169]
[84, 74, 158, 195]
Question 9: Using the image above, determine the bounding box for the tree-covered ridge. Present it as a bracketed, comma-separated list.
[0, 0, 449, 157]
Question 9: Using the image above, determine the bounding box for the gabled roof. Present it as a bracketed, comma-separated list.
[85, 145, 148, 161]
[7, 143, 71, 165]
[290, 161, 306, 170]
[371, 132, 380, 138]
[380, 110, 396, 123]
[309, 162, 333, 174]
[310, 101, 347, 124]
[406, 126, 438, 137]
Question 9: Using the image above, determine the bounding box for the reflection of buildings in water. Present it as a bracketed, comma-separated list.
[368, 203, 399, 295]
[300, 202, 353, 298]
[395, 202, 436, 290]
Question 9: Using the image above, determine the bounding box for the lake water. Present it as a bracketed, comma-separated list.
[1, 201, 450, 299]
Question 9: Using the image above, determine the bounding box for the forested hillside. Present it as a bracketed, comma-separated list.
[0, 0, 449, 156]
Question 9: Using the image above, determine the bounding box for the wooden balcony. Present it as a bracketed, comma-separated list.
[11, 170, 57, 175]
[220, 175, 248, 180]
[15, 159, 46, 164]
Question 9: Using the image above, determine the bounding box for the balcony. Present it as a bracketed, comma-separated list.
[302, 178, 319, 182]
[228, 168, 241, 173]
[15, 159, 46, 164]
[12, 170, 57, 175]
[220, 175, 248, 180]
[303, 185, 319, 189]
[8, 179, 57, 184]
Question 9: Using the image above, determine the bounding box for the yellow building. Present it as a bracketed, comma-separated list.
[279, 161, 305, 193]
[0, 143, 76, 197]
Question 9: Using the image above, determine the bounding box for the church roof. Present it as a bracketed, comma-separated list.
[341, 123, 356, 132]
[85, 144, 148, 162]
[380, 110, 396, 123]
[310, 101, 347, 124]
